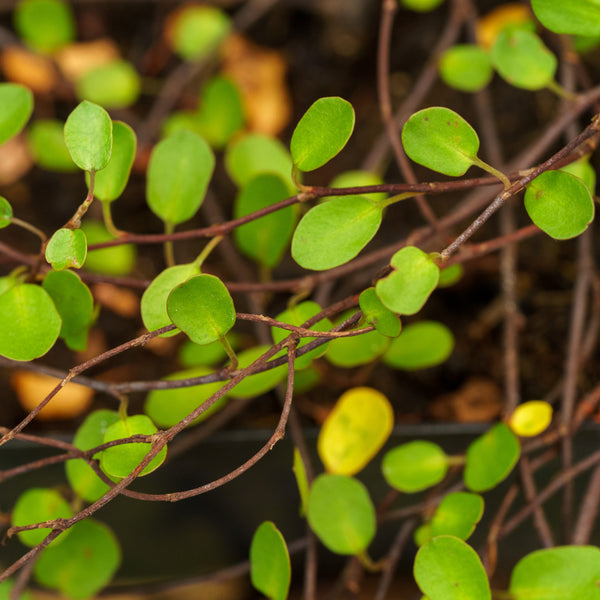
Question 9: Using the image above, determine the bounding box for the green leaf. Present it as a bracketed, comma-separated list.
[0, 579, 34, 600]
[491, 30, 557, 90]
[167, 274, 236, 345]
[307, 474, 376, 555]
[90, 121, 136, 203]
[81, 220, 136, 275]
[464, 423, 520, 492]
[141, 262, 200, 336]
[561, 157, 596, 194]
[178, 336, 235, 367]
[234, 173, 297, 268]
[326, 327, 390, 367]
[327, 170, 387, 202]
[414, 536, 491, 600]
[250, 522, 291, 600]
[228, 345, 287, 399]
[271, 300, 332, 369]
[0, 196, 13, 229]
[439, 45, 493, 92]
[402, 107, 480, 176]
[11, 488, 73, 547]
[144, 366, 227, 428]
[0, 83, 34, 146]
[147, 130, 215, 225]
[318, 387, 393, 476]
[100, 414, 166, 479]
[64, 101, 113, 172]
[75, 60, 141, 109]
[400, 0, 445, 12]
[383, 321, 454, 369]
[292, 196, 383, 270]
[14, 0, 75, 53]
[225, 133, 295, 190]
[26, 119, 77, 172]
[45, 228, 87, 270]
[34, 519, 121, 599]
[42, 269, 94, 351]
[429, 492, 484, 541]
[375, 247, 440, 315]
[170, 4, 231, 61]
[524, 170, 594, 239]
[291, 97, 355, 171]
[509, 546, 600, 600]
[531, 0, 600, 37]
[359, 287, 401, 337]
[293, 448, 310, 516]
[0, 283, 61, 361]
[437, 263, 463, 288]
[293, 364, 321, 393]
[65, 410, 120, 503]
[382, 441, 449, 493]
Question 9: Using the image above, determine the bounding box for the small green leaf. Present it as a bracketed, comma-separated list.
[400, 0, 445, 12]
[359, 287, 401, 337]
[376, 247, 440, 315]
[525, 170, 594, 239]
[383, 321, 454, 369]
[307, 474, 376, 555]
[81, 220, 136, 275]
[318, 387, 393, 476]
[509, 545, 600, 600]
[293, 448, 310, 516]
[290, 97, 355, 171]
[178, 337, 233, 367]
[228, 345, 287, 399]
[531, 0, 600, 37]
[45, 228, 87, 270]
[250, 522, 291, 600]
[34, 519, 121, 599]
[147, 130, 215, 225]
[0, 284, 61, 361]
[326, 328, 390, 367]
[234, 174, 297, 268]
[65, 409, 120, 503]
[14, 0, 75, 53]
[382, 441, 449, 493]
[414, 536, 491, 600]
[27, 119, 77, 172]
[100, 414, 166, 479]
[141, 262, 200, 336]
[491, 30, 557, 90]
[167, 274, 236, 345]
[0, 83, 34, 146]
[64, 101, 113, 172]
[144, 366, 227, 428]
[402, 107, 480, 176]
[0, 196, 13, 228]
[75, 60, 141, 109]
[0, 579, 34, 600]
[292, 196, 383, 270]
[439, 45, 493, 92]
[11, 488, 73, 547]
[90, 121, 136, 203]
[561, 157, 596, 193]
[464, 423, 520, 492]
[429, 492, 484, 541]
[327, 170, 387, 202]
[437, 263, 463, 288]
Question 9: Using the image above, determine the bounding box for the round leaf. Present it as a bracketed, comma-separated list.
[491, 30, 557, 90]
[307, 474, 376, 555]
[429, 492, 484, 541]
[0, 283, 61, 361]
[227, 345, 287, 399]
[318, 387, 393, 476]
[561, 157, 596, 194]
[167, 274, 236, 346]
[382, 321, 454, 369]
[402, 107, 480, 176]
[0, 579, 34, 600]
[147, 130, 215, 225]
[45, 228, 87, 270]
[27, 119, 77, 172]
[328, 170, 387, 202]
[0, 83, 33, 146]
[34, 519, 121, 599]
[250, 522, 291, 600]
[0, 196, 13, 229]
[525, 170, 594, 239]
[292, 195, 383, 270]
[414, 536, 491, 600]
[401, 0, 445, 12]
[81, 220, 136, 275]
[508, 400, 553, 437]
[14, 0, 75, 53]
[11, 488, 73, 547]
[439, 45, 493, 92]
[290, 97, 355, 171]
[509, 545, 600, 600]
[531, 0, 600, 36]
[64, 101, 113, 172]
[75, 60, 141, 109]
[100, 414, 166, 479]
[438, 263, 463, 288]
[464, 423, 520, 492]
[359, 287, 401, 338]
[178, 335, 237, 367]
[382, 441, 449, 493]
[326, 327, 390, 367]
[375, 246, 440, 315]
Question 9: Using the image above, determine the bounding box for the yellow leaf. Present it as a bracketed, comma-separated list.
[508, 400, 553, 437]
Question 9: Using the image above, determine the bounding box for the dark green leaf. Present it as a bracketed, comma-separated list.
[45, 228, 87, 270]
[0, 83, 33, 146]
[250, 522, 291, 600]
